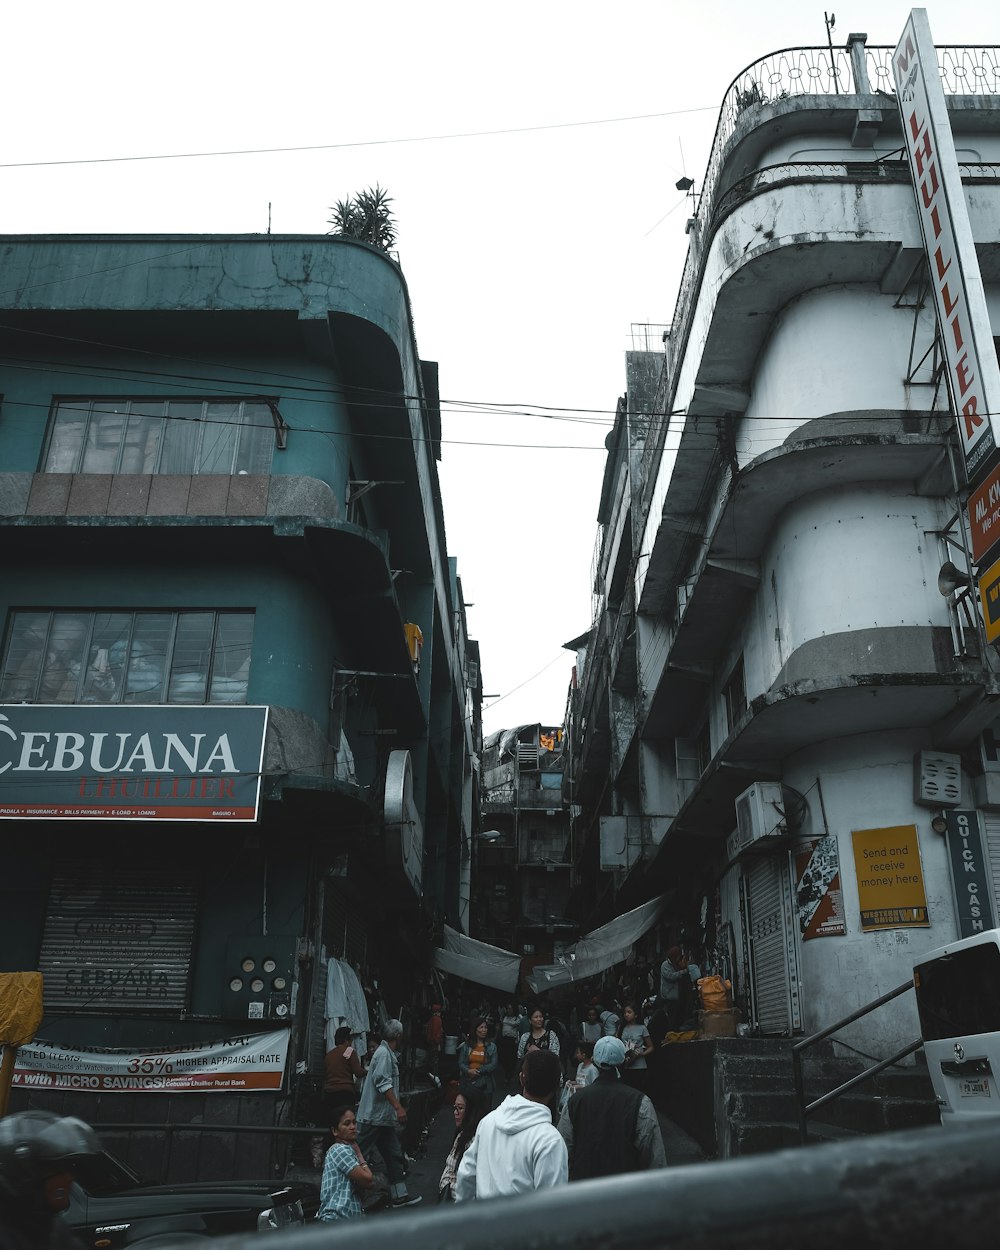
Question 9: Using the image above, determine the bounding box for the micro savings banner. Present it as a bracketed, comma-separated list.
[10, 1030, 290, 1093]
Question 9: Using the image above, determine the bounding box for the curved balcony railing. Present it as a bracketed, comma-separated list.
[701, 45, 1000, 271]
[712, 159, 1000, 224]
[645, 44, 1000, 487]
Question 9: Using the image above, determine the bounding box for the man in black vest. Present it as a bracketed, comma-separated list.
[556, 1035, 667, 1181]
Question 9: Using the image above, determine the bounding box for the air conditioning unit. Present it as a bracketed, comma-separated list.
[729, 781, 786, 858]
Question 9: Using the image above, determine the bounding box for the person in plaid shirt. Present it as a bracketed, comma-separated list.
[316, 1107, 373, 1222]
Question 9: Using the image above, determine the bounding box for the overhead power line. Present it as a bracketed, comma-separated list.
[0, 106, 719, 171]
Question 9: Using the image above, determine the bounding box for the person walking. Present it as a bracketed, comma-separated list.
[436, 1088, 489, 1202]
[458, 1017, 499, 1105]
[557, 1036, 667, 1182]
[355, 1019, 422, 1209]
[617, 1001, 654, 1095]
[322, 1026, 364, 1121]
[516, 1008, 561, 1066]
[454, 1049, 568, 1200]
[316, 1105, 375, 1221]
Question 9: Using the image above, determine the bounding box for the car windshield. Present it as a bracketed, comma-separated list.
[914, 940, 1000, 1041]
[74, 1150, 144, 1196]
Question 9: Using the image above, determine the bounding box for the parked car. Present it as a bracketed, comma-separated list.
[64, 1148, 319, 1246]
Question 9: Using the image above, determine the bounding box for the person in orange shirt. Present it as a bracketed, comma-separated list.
[457, 1018, 499, 1104]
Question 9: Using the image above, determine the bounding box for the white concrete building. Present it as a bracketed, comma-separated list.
[565, 33, 1000, 1058]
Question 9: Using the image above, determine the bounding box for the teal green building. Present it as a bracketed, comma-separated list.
[0, 234, 481, 1177]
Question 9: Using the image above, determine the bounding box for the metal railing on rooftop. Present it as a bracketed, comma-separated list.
[645, 44, 1000, 490]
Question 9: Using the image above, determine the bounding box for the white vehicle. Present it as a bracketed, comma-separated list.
[913, 928, 1000, 1128]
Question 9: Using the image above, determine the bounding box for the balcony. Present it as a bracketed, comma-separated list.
[641, 41, 1000, 509]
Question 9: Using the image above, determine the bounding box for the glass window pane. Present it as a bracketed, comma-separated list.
[120, 403, 165, 473]
[123, 614, 171, 703]
[38, 613, 90, 702]
[198, 403, 240, 474]
[159, 403, 202, 474]
[209, 614, 253, 703]
[81, 404, 128, 473]
[235, 403, 275, 475]
[81, 613, 131, 703]
[0, 613, 51, 701]
[167, 612, 213, 702]
[45, 403, 89, 473]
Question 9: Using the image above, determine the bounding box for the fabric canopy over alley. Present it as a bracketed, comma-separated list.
[524, 894, 668, 993]
[431, 925, 523, 992]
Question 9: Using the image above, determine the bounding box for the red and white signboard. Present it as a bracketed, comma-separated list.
[967, 460, 1000, 565]
[9, 1030, 290, 1093]
[893, 10, 1000, 482]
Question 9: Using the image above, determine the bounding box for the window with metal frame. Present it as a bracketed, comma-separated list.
[724, 656, 747, 733]
[0, 610, 253, 705]
[42, 398, 276, 475]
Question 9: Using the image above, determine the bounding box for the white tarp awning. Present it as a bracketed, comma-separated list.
[432, 925, 522, 993]
[525, 894, 667, 993]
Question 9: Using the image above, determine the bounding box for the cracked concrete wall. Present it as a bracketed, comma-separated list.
[0, 236, 412, 350]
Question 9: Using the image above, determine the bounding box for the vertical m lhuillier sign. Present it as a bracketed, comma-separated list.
[893, 10, 1000, 483]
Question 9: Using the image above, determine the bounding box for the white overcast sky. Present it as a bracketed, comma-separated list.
[2, 2, 996, 737]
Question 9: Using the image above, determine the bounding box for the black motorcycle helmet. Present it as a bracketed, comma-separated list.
[0, 1111, 101, 1208]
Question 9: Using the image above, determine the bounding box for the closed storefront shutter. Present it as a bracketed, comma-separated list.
[745, 854, 801, 1036]
[981, 814, 1000, 916]
[39, 859, 198, 1013]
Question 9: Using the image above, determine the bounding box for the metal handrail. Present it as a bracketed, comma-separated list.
[790, 977, 922, 1145]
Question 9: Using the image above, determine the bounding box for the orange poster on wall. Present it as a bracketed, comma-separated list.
[851, 825, 929, 931]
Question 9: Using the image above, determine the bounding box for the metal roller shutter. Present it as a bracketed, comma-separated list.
[981, 814, 1000, 915]
[746, 854, 801, 1036]
[39, 859, 198, 1013]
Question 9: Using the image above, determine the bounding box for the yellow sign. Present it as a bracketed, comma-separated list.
[978, 555, 1000, 644]
[851, 825, 929, 931]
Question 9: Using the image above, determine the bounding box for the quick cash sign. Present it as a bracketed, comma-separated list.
[0, 704, 267, 821]
[893, 9, 1000, 483]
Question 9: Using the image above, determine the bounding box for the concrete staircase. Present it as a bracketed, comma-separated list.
[655, 1036, 940, 1159]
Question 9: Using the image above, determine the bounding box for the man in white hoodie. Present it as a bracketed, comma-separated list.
[454, 1048, 567, 1200]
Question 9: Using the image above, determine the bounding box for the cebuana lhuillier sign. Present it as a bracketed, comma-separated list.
[893, 9, 1000, 482]
[0, 704, 268, 821]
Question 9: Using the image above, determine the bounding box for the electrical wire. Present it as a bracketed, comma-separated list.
[0, 106, 720, 171]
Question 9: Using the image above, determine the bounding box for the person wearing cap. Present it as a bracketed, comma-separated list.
[556, 1035, 667, 1181]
